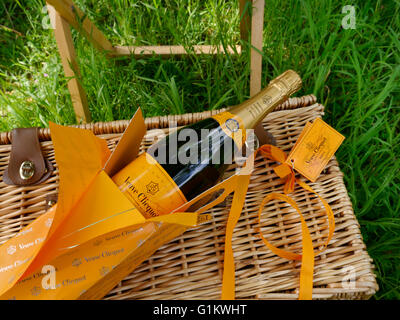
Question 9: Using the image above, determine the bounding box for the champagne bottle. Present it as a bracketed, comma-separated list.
[112, 70, 302, 218]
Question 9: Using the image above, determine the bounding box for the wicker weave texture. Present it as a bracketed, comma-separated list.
[0, 95, 377, 299]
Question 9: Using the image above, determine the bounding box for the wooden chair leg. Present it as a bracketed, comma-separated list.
[47, 4, 91, 123]
[249, 0, 265, 97]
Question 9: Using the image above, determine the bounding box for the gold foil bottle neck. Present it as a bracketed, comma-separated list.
[270, 69, 302, 97]
[229, 70, 302, 129]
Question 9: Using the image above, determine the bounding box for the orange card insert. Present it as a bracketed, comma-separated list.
[285, 118, 345, 182]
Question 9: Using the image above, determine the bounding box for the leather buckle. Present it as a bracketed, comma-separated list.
[3, 128, 54, 186]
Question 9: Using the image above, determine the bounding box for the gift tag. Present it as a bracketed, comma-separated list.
[285, 118, 345, 182]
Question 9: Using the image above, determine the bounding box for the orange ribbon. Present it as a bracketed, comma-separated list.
[221, 144, 335, 300]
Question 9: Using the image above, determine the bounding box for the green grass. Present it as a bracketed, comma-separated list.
[0, 0, 399, 299]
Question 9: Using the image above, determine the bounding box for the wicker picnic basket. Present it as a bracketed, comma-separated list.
[0, 95, 378, 299]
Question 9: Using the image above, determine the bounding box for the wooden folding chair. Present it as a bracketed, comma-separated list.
[46, 0, 265, 123]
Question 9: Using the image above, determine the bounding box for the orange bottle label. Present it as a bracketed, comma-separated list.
[112, 153, 188, 218]
[211, 111, 246, 148]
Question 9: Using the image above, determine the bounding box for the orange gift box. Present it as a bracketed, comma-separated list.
[0, 109, 244, 299]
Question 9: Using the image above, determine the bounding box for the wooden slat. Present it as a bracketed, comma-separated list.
[46, 0, 113, 53]
[250, 0, 265, 97]
[110, 45, 242, 57]
[48, 4, 91, 123]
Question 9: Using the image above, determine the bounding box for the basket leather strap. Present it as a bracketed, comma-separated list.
[254, 123, 276, 146]
[3, 128, 54, 186]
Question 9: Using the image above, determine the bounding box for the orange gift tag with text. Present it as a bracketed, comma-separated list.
[285, 118, 345, 182]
